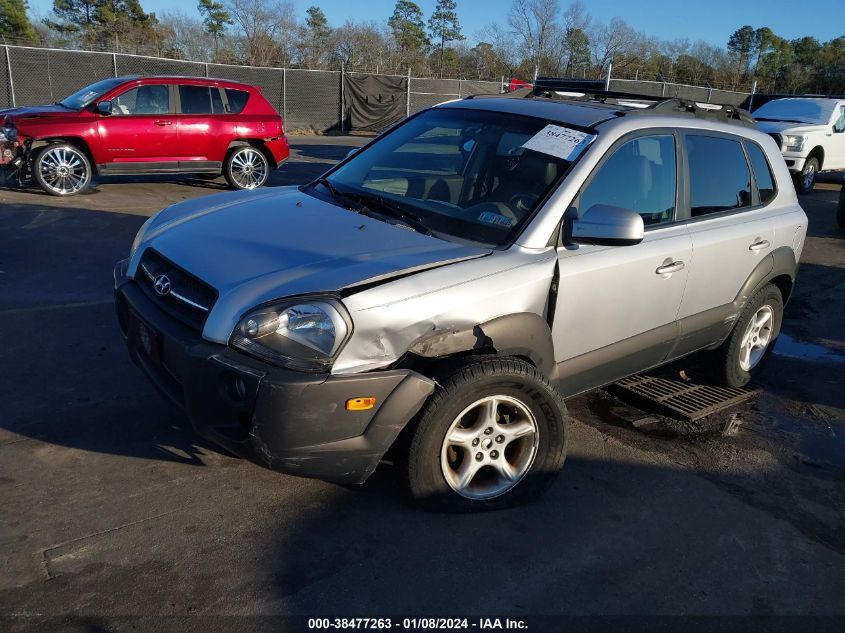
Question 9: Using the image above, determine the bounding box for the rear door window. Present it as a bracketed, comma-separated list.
[685, 135, 752, 217]
[579, 134, 677, 226]
[225, 89, 250, 114]
[179, 85, 213, 114]
[745, 142, 776, 204]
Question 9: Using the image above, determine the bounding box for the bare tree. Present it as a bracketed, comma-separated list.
[507, 0, 559, 78]
[226, 0, 296, 66]
[589, 17, 640, 74]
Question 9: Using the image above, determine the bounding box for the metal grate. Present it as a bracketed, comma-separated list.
[613, 370, 759, 421]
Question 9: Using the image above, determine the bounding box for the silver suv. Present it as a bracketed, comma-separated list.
[114, 84, 807, 510]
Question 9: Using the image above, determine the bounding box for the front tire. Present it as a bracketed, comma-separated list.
[224, 145, 270, 190]
[794, 157, 818, 194]
[709, 284, 783, 388]
[406, 357, 567, 511]
[33, 143, 92, 196]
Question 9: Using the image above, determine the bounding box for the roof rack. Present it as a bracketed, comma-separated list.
[532, 78, 756, 127]
[470, 77, 756, 128]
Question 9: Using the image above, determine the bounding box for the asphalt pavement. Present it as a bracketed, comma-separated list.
[1, 137, 843, 629]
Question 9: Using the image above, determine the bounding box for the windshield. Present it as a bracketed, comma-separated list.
[322, 108, 590, 246]
[754, 98, 837, 125]
[59, 78, 130, 110]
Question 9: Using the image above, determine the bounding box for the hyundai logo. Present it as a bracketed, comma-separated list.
[153, 274, 172, 296]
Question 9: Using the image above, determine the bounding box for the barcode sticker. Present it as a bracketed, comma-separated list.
[522, 125, 595, 161]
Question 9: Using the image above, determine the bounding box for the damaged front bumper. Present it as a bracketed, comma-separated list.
[114, 261, 435, 484]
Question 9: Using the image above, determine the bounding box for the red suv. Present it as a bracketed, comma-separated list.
[0, 76, 289, 196]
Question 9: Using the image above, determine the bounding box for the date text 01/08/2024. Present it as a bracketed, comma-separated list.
[306, 617, 529, 630]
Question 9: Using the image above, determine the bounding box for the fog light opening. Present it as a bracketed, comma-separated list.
[223, 372, 249, 403]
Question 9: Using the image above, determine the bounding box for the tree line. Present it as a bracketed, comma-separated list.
[0, 0, 843, 92]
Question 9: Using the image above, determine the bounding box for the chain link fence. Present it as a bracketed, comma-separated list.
[609, 78, 748, 106]
[1, 44, 750, 131]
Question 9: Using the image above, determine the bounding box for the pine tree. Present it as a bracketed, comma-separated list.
[198, 0, 232, 60]
[427, 0, 463, 78]
[304, 5, 330, 68]
[388, 0, 428, 62]
[0, 0, 37, 41]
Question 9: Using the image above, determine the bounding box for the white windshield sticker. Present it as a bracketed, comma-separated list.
[522, 125, 595, 161]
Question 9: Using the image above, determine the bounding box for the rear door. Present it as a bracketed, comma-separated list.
[175, 84, 227, 168]
[673, 132, 775, 355]
[552, 131, 693, 396]
[97, 83, 177, 167]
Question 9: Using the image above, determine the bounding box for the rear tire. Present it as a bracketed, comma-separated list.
[224, 145, 270, 190]
[33, 143, 92, 196]
[708, 284, 783, 388]
[406, 357, 567, 512]
[793, 157, 818, 194]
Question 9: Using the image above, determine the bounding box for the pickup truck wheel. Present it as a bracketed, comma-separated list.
[710, 284, 783, 388]
[224, 146, 269, 190]
[406, 357, 567, 511]
[794, 157, 818, 194]
[33, 143, 92, 196]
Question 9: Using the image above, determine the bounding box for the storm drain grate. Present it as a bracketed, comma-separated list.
[613, 370, 759, 421]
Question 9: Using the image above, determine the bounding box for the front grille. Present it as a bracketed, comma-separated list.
[768, 133, 782, 149]
[136, 249, 217, 330]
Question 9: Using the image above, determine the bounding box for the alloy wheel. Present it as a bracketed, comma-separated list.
[229, 147, 268, 189]
[38, 147, 89, 195]
[802, 163, 816, 191]
[440, 395, 539, 500]
[739, 305, 774, 371]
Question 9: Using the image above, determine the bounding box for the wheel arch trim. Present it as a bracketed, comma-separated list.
[406, 312, 556, 376]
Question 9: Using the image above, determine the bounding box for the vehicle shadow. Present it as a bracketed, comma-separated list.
[798, 186, 843, 240]
[289, 142, 368, 163]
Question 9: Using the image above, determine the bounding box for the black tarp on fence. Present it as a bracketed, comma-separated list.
[344, 73, 407, 132]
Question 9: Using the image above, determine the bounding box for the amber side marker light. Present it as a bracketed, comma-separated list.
[346, 397, 377, 411]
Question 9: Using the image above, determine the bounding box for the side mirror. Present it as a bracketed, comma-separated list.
[96, 101, 113, 115]
[833, 121, 845, 134]
[345, 147, 360, 159]
[569, 204, 645, 246]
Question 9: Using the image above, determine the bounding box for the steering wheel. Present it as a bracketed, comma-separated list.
[508, 192, 540, 212]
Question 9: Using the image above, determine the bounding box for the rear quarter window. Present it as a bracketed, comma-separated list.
[745, 142, 777, 204]
[225, 89, 250, 114]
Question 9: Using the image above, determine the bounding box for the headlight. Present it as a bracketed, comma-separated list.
[783, 135, 805, 152]
[0, 126, 17, 142]
[231, 299, 351, 371]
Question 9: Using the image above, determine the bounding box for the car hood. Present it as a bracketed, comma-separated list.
[0, 104, 74, 125]
[132, 187, 491, 342]
[755, 120, 825, 135]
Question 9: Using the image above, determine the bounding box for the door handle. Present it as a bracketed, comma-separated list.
[154, 120, 172, 126]
[749, 239, 771, 252]
[656, 260, 685, 275]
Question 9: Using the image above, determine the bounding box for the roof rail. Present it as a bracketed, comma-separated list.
[482, 77, 756, 128]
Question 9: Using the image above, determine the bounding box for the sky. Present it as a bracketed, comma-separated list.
[25, 0, 840, 49]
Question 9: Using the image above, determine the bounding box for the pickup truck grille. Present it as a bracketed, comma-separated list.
[136, 249, 217, 331]
[768, 133, 782, 149]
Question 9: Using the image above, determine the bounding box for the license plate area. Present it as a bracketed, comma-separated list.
[128, 310, 162, 366]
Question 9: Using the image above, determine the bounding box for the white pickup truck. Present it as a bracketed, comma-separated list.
[753, 97, 845, 193]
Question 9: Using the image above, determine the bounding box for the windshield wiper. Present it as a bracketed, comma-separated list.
[342, 190, 435, 236]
